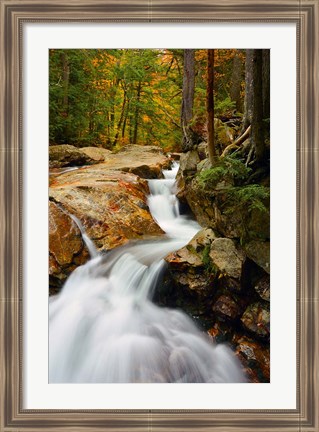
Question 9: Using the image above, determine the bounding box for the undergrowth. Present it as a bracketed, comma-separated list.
[198, 156, 270, 216]
[197, 156, 251, 188]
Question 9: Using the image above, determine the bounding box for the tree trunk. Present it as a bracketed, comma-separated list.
[61, 51, 70, 142]
[113, 91, 127, 147]
[181, 49, 195, 151]
[132, 81, 142, 144]
[207, 49, 217, 163]
[242, 49, 254, 131]
[262, 49, 270, 140]
[251, 50, 265, 163]
[230, 51, 243, 112]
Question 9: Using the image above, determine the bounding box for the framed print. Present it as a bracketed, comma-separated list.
[0, 0, 318, 430]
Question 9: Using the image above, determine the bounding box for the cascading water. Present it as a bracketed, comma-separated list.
[49, 161, 245, 383]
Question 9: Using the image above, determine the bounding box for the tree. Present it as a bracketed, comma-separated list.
[242, 49, 269, 165]
[230, 50, 243, 112]
[207, 49, 217, 163]
[251, 49, 265, 163]
[242, 49, 254, 131]
[181, 49, 196, 151]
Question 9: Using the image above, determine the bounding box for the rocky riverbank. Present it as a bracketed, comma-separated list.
[49, 145, 169, 292]
[49, 143, 270, 382]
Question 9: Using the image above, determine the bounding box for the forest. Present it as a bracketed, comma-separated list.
[49, 49, 270, 384]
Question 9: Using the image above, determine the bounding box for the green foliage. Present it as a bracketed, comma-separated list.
[202, 245, 219, 276]
[225, 184, 270, 214]
[202, 245, 211, 268]
[215, 97, 236, 116]
[49, 48, 183, 150]
[197, 156, 251, 189]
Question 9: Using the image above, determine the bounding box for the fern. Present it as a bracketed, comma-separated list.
[197, 156, 251, 189]
[226, 184, 270, 214]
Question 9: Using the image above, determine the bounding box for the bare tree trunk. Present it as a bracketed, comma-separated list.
[251, 50, 265, 163]
[181, 49, 195, 151]
[242, 49, 254, 131]
[262, 49, 270, 142]
[113, 91, 127, 147]
[207, 49, 217, 163]
[230, 51, 243, 112]
[262, 49, 270, 120]
[132, 81, 142, 144]
[61, 51, 70, 142]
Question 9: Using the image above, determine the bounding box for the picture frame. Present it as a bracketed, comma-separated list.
[0, 0, 318, 430]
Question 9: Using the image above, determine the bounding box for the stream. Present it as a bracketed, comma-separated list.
[49, 162, 245, 383]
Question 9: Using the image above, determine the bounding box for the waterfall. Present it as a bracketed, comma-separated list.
[49, 161, 245, 383]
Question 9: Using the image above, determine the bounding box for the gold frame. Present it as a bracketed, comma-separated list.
[1, 0, 318, 430]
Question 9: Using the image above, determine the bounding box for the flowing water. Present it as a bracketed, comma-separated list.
[49, 162, 245, 383]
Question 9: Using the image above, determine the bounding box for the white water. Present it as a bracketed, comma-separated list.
[49, 162, 245, 383]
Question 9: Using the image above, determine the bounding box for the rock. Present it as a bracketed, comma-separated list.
[212, 294, 241, 321]
[214, 119, 236, 151]
[102, 145, 171, 179]
[49, 165, 164, 252]
[178, 150, 200, 175]
[81, 147, 112, 161]
[196, 158, 211, 173]
[187, 228, 217, 253]
[162, 231, 218, 315]
[197, 142, 208, 160]
[169, 152, 181, 160]
[244, 240, 270, 273]
[209, 238, 245, 280]
[234, 336, 270, 382]
[254, 275, 270, 301]
[241, 302, 270, 338]
[49, 144, 97, 168]
[183, 177, 270, 242]
[164, 246, 212, 294]
[49, 201, 89, 290]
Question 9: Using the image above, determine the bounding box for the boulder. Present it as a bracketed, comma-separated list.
[244, 240, 270, 274]
[161, 229, 245, 314]
[49, 144, 97, 168]
[178, 150, 200, 175]
[212, 294, 242, 321]
[183, 177, 270, 242]
[49, 165, 164, 253]
[101, 145, 171, 179]
[209, 238, 245, 280]
[49, 201, 89, 291]
[254, 274, 270, 301]
[234, 336, 270, 383]
[81, 146, 112, 161]
[241, 302, 270, 338]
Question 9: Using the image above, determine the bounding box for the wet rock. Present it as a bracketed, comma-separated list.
[207, 322, 233, 344]
[163, 235, 217, 315]
[49, 201, 89, 290]
[49, 165, 164, 253]
[234, 336, 270, 383]
[212, 294, 241, 321]
[254, 274, 270, 301]
[241, 302, 270, 338]
[244, 240, 270, 274]
[164, 246, 212, 294]
[49, 144, 97, 168]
